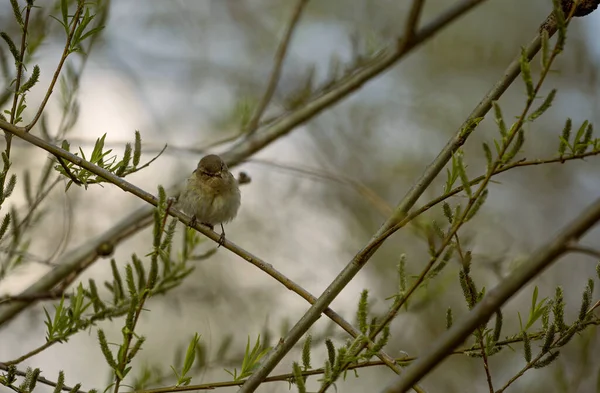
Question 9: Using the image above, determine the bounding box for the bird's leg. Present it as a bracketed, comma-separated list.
[189, 215, 198, 228]
[217, 223, 226, 247]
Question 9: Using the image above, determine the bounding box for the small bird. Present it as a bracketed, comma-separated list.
[178, 154, 241, 245]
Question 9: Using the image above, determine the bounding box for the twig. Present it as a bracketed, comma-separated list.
[567, 243, 600, 259]
[4, 341, 55, 366]
[26, 3, 84, 131]
[245, 0, 309, 136]
[0, 291, 65, 305]
[401, 0, 426, 48]
[454, 235, 494, 393]
[0, 363, 87, 393]
[5, 2, 32, 156]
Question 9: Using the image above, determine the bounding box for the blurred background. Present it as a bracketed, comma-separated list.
[1, 0, 600, 392]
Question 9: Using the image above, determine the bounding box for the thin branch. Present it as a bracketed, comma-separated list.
[26, 2, 84, 131]
[0, 291, 65, 305]
[0, 363, 87, 393]
[567, 243, 600, 259]
[245, 0, 309, 136]
[4, 341, 55, 366]
[5, 2, 32, 156]
[454, 234, 494, 393]
[401, 0, 426, 47]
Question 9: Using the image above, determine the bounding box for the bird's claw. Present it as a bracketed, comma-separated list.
[217, 232, 226, 248]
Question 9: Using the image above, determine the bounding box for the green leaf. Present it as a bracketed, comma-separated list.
[133, 130, 142, 167]
[558, 118, 572, 155]
[483, 142, 493, 173]
[533, 351, 560, 369]
[61, 0, 69, 33]
[502, 129, 525, 164]
[492, 101, 507, 138]
[183, 333, 200, 375]
[0, 32, 20, 64]
[528, 89, 556, 121]
[0, 213, 11, 241]
[552, 0, 566, 51]
[10, 0, 23, 27]
[19, 65, 40, 94]
[466, 189, 488, 221]
[455, 152, 471, 197]
[520, 47, 534, 100]
[540, 27, 550, 68]
[292, 362, 306, 393]
[442, 202, 453, 223]
[357, 290, 368, 334]
[325, 339, 335, 366]
[522, 330, 531, 362]
[52, 371, 65, 393]
[302, 335, 312, 370]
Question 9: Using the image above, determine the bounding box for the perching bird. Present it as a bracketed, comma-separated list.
[178, 154, 241, 245]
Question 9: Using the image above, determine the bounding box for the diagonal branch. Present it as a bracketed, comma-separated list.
[245, 0, 309, 136]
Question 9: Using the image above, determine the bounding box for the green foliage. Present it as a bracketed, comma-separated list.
[522, 330, 532, 362]
[553, 287, 566, 332]
[54, 132, 166, 190]
[446, 307, 453, 329]
[528, 89, 556, 121]
[170, 333, 201, 387]
[291, 362, 306, 393]
[357, 289, 369, 334]
[520, 47, 535, 100]
[43, 285, 92, 342]
[492, 101, 507, 138]
[540, 29, 550, 68]
[524, 286, 551, 331]
[224, 335, 272, 381]
[302, 335, 312, 371]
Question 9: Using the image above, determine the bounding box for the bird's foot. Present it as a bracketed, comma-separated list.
[217, 223, 226, 248]
[189, 215, 198, 228]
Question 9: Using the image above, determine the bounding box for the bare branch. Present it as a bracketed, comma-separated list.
[245, 0, 309, 136]
[402, 0, 426, 47]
